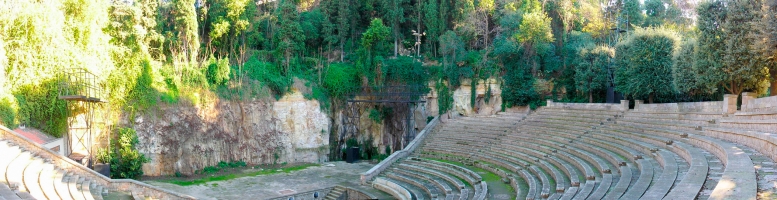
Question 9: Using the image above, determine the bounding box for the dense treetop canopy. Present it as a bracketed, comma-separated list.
[0, 0, 775, 135]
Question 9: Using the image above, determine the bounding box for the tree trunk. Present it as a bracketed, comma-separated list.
[394, 37, 399, 57]
[589, 91, 593, 103]
[648, 93, 654, 104]
[771, 69, 777, 96]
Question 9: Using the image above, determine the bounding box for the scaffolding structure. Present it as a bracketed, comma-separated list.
[58, 68, 106, 168]
[338, 85, 427, 160]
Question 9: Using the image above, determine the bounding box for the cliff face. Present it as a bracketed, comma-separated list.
[131, 91, 330, 176]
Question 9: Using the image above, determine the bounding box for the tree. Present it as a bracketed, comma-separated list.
[575, 45, 614, 102]
[517, 9, 555, 76]
[439, 31, 466, 87]
[381, 0, 409, 57]
[361, 19, 392, 75]
[720, 0, 769, 95]
[621, 0, 644, 29]
[274, 0, 305, 76]
[172, 0, 200, 62]
[673, 38, 701, 95]
[754, 0, 777, 95]
[614, 27, 679, 103]
[644, 0, 667, 27]
[694, 0, 728, 94]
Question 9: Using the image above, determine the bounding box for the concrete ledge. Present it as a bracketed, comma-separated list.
[361, 117, 439, 184]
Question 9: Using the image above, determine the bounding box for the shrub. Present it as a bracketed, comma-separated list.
[0, 97, 17, 128]
[205, 56, 230, 86]
[109, 128, 149, 179]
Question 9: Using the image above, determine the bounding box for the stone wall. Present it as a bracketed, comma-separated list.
[132, 90, 330, 176]
[450, 78, 503, 116]
[635, 100, 724, 113]
[546, 100, 629, 111]
[361, 117, 439, 184]
[742, 94, 777, 112]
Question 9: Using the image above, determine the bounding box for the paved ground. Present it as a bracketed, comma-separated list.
[144, 161, 391, 200]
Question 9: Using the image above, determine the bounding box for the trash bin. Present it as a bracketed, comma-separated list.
[346, 147, 360, 163]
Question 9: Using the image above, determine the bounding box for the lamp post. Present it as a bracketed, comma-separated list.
[412, 30, 425, 58]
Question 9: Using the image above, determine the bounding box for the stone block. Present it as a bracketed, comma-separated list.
[620, 100, 630, 111]
[742, 92, 758, 111]
[723, 94, 738, 114]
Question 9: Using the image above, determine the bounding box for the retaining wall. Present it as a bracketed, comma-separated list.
[634, 100, 724, 113]
[546, 100, 629, 111]
[360, 117, 440, 184]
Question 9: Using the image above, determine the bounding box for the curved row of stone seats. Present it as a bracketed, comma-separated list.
[0, 140, 109, 200]
[539, 106, 760, 199]
[519, 124, 653, 199]
[494, 133, 600, 200]
[423, 121, 565, 199]
[387, 172, 439, 200]
[421, 139, 539, 199]
[528, 108, 712, 199]
[506, 131, 616, 200]
[497, 142, 585, 199]
[614, 112, 758, 199]
[602, 124, 710, 199]
[373, 177, 412, 200]
[520, 110, 683, 199]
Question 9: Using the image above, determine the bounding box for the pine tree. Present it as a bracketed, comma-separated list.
[754, 0, 777, 95]
[694, 0, 728, 94]
[721, 0, 769, 94]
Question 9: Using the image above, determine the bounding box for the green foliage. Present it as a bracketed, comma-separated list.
[673, 38, 701, 94]
[436, 81, 454, 115]
[323, 63, 359, 99]
[361, 19, 392, 51]
[196, 160, 247, 174]
[244, 56, 290, 97]
[575, 45, 614, 102]
[127, 60, 159, 111]
[720, 0, 769, 94]
[614, 27, 679, 102]
[503, 68, 539, 107]
[13, 80, 69, 137]
[694, 0, 728, 94]
[516, 11, 555, 45]
[621, 0, 644, 29]
[205, 56, 231, 86]
[0, 98, 16, 128]
[368, 108, 383, 123]
[110, 128, 149, 179]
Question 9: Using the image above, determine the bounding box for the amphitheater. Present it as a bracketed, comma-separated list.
[2, 95, 777, 200]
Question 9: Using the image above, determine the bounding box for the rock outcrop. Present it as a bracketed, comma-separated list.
[132, 90, 330, 176]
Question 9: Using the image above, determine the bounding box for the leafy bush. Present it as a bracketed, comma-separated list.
[0, 97, 17, 128]
[13, 79, 68, 137]
[110, 128, 149, 179]
[205, 56, 230, 86]
[502, 69, 540, 107]
[323, 63, 359, 99]
[244, 56, 291, 97]
[368, 108, 382, 123]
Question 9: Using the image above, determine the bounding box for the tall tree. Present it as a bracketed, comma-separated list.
[694, 0, 728, 94]
[621, 0, 644, 29]
[673, 38, 702, 95]
[381, 0, 409, 57]
[274, 0, 305, 76]
[720, 0, 769, 94]
[172, 0, 200, 62]
[575, 45, 614, 102]
[754, 0, 777, 95]
[614, 27, 679, 103]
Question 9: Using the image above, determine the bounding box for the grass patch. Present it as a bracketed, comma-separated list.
[160, 163, 319, 186]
